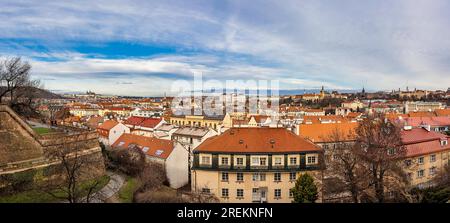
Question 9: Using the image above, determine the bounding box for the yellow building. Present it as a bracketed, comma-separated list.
[401, 128, 450, 188]
[191, 128, 324, 203]
[170, 115, 223, 131]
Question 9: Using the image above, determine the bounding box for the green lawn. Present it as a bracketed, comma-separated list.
[118, 177, 138, 203]
[32, 127, 52, 135]
[0, 175, 110, 203]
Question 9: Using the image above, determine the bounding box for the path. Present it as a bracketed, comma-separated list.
[86, 171, 125, 203]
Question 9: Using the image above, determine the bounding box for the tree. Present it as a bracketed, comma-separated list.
[324, 128, 368, 203]
[291, 173, 319, 203]
[0, 57, 42, 117]
[354, 114, 407, 203]
[40, 134, 105, 203]
[114, 146, 146, 176]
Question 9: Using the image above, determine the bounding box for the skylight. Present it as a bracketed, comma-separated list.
[155, 150, 164, 156]
[143, 147, 150, 153]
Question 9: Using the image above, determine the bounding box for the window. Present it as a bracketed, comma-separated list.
[289, 189, 294, 198]
[289, 157, 297, 165]
[289, 172, 296, 181]
[252, 157, 259, 165]
[404, 159, 412, 166]
[201, 188, 211, 194]
[274, 172, 281, 182]
[201, 156, 211, 165]
[307, 156, 317, 164]
[274, 189, 281, 199]
[252, 173, 266, 181]
[430, 154, 436, 163]
[260, 157, 267, 166]
[274, 156, 283, 165]
[221, 188, 229, 198]
[221, 172, 229, 182]
[417, 169, 425, 178]
[236, 189, 244, 198]
[430, 167, 437, 176]
[418, 157, 424, 164]
[388, 148, 395, 155]
[236, 173, 244, 182]
[221, 157, 229, 165]
[236, 157, 244, 166]
[441, 140, 448, 146]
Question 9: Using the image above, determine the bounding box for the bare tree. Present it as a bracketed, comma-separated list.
[354, 114, 407, 202]
[323, 128, 368, 203]
[40, 134, 105, 203]
[0, 57, 42, 117]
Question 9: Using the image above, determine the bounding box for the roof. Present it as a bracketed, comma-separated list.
[401, 128, 448, 144]
[404, 140, 450, 157]
[408, 111, 436, 117]
[195, 128, 322, 153]
[140, 118, 163, 129]
[124, 116, 146, 126]
[298, 122, 359, 143]
[173, 127, 210, 137]
[97, 120, 119, 131]
[155, 123, 176, 132]
[404, 116, 450, 127]
[112, 133, 174, 159]
[435, 109, 450, 117]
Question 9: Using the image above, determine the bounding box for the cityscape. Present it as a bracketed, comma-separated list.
[1, 0, 450, 206]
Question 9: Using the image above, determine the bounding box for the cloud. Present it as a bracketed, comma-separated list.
[1, 0, 450, 95]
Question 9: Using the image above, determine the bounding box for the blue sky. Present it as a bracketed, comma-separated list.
[1, 0, 450, 96]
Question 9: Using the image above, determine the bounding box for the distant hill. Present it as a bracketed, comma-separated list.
[0, 86, 65, 99]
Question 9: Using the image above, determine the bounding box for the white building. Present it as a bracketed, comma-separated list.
[96, 120, 130, 145]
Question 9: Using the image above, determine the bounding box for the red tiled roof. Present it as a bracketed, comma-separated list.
[401, 128, 448, 144]
[97, 120, 118, 131]
[140, 118, 163, 129]
[404, 140, 450, 157]
[195, 128, 322, 153]
[404, 116, 450, 127]
[112, 134, 174, 159]
[124, 116, 146, 126]
[435, 109, 450, 117]
[298, 122, 359, 143]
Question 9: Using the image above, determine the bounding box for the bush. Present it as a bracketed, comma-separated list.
[114, 146, 146, 176]
[0, 169, 37, 195]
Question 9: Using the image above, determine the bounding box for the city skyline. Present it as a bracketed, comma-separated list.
[1, 0, 450, 96]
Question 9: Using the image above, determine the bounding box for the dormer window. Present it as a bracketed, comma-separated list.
[441, 139, 448, 147]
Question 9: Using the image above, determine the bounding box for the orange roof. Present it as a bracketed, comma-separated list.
[195, 128, 322, 153]
[97, 120, 119, 131]
[302, 115, 351, 124]
[298, 122, 359, 143]
[112, 134, 174, 159]
[435, 109, 450, 117]
[408, 111, 436, 117]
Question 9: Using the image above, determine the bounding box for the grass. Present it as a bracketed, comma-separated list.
[118, 177, 138, 203]
[0, 175, 110, 203]
[32, 127, 52, 135]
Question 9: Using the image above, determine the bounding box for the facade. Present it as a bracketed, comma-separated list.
[191, 128, 324, 203]
[170, 115, 223, 131]
[405, 101, 443, 113]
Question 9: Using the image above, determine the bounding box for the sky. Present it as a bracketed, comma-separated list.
[1, 0, 450, 96]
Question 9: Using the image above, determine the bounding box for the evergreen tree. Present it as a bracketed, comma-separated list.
[291, 173, 319, 203]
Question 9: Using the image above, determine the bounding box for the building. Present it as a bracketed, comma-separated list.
[401, 127, 450, 188]
[169, 114, 223, 131]
[112, 134, 189, 189]
[404, 101, 443, 113]
[130, 107, 164, 118]
[191, 128, 324, 203]
[97, 120, 130, 145]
